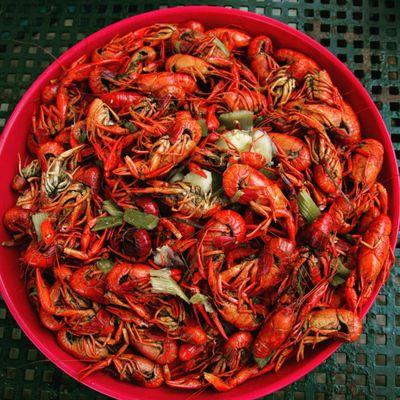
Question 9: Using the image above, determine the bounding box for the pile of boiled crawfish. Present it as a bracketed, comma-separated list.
[2, 21, 394, 391]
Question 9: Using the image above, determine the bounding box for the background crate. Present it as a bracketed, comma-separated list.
[0, 1, 399, 399]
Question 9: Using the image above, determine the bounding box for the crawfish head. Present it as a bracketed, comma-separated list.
[218, 299, 261, 331]
[43, 159, 72, 197]
[43, 146, 83, 198]
[117, 354, 164, 388]
[155, 180, 226, 219]
[21, 159, 41, 179]
[223, 331, 253, 369]
[154, 300, 185, 334]
[57, 183, 88, 215]
[305, 308, 362, 342]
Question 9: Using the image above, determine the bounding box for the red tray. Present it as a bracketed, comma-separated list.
[0, 6, 399, 400]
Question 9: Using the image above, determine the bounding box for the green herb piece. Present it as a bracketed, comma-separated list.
[122, 121, 138, 133]
[150, 268, 189, 302]
[330, 259, 351, 287]
[97, 258, 114, 273]
[216, 125, 226, 133]
[189, 293, 214, 313]
[335, 259, 351, 277]
[123, 209, 159, 230]
[297, 190, 321, 223]
[102, 200, 123, 216]
[211, 172, 222, 195]
[94, 159, 104, 169]
[254, 116, 265, 126]
[198, 119, 208, 137]
[77, 129, 87, 143]
[345, 234, 355, 244]
[259, 168, 276, 179]
[32, 212, 48, 241]
[92, 215, 123, 231]
[230, 190, 244, 203]
[174, 41, 181, 53]
[330, 275, 346, 287]
[254, 354, 273, 368]
[21, 159, 41, 178]
[213, 37, 230, 57]
[297, 265, 306, 296]
[218, 110, 254, 130]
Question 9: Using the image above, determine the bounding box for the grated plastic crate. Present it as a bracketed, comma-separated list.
[0, 1, 399, 399]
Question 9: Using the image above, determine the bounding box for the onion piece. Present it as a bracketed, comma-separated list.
[212, 37, 230, 57]
[219, 110, 254, 130]
[189, 293, 214, 313]
[153, 245, 185, 268]
[250, 129, 275, 164]
[150, 268, 189, 303]
[216, 128, 276, 166]
[169, 171, 184, 183]
[182, 169, 212, 193]
[216, 129, 253, 152]
[297, 190, 321, 223]
[32, 212, 48, 241]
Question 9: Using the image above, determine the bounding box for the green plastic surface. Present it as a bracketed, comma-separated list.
[0, 1, 399, 399]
